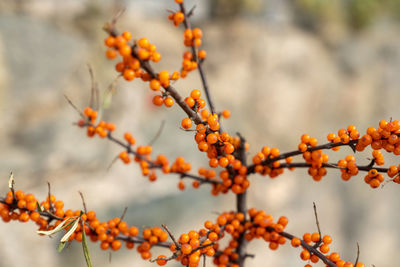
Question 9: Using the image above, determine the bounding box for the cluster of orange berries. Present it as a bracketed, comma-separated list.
[356, 120, 400, 154]
[245, 208, 288, 251]
[0, 189, 168, 254]
[252, 146, 293, 178]
[156, 211, 246, 267]
[1, 190, 48, 226]
[80, 107, 116, 138]
[337, 155, 358, 181]
[290, 231, 365, 266]
[137, 227, 169, 260]
[293, 232, 331, 264]
[105, 31, 163, 82]
[327, 125, 360, 150]
[364, 168, 384, 188]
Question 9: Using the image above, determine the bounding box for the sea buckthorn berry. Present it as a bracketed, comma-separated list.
[178, 180, 185, 190]
[123, 69, 135, 81]
[173, 11, 185, 26]
[119, 44, 132, 57]
[322, 235, 332, 244]
[181, 243, 192, 254]
[309, 137, 318, 146]
[222, 109, 231, 119]
[300, 249, 310, 260]
[153, 95, 164, 106]
[106, 49, 117, 59]
[158, 70, 170, 87]
[270, 148, 280, 157]
[184, 96, 195, 108]
[206, 133, 218, 144]
[104, 36, 115, 47]
[184, 29, 193, 40]
[138, 38, 149, 49]
[219, 157, 229, 168]
[156, 255, 167, 266]
[298, 143, 307, 152]
[181, 118, 192, 129]
[190, 89, 201, 100]
[164, 97, 174, 107]
[150, 79, 161, 91]
[198, 141, 208, 152]
[291, 237, 301, 247]
[311, 232, 320, 242]
[208, 232, 218, 241]
[138, 49, 150, 60]
[192, 28, 203, 39]
[320, 243, 330, 253]
[198, 49, 206, 59]
[151, 52, 162, 62]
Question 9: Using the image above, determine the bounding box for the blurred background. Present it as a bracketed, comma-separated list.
[0, 0, 399, 266]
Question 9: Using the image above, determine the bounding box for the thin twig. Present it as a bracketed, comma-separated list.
[64, 94, 85, 119]
[106, 155, 120, 172]
[120, 207, 128, 221]
[354, 242, 360, 266]
[313, 202, 322, 241]
[148, 120, 166, 146]
[87, 65, 99, 111]
[47, 182, 54, 213]
[162, 224, 180, 249]
[78, 191, 87, 214]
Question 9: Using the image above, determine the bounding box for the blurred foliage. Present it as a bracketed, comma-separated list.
[294, 0, 400, 31]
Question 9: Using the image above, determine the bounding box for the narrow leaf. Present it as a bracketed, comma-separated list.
[81, 220, 93, 267]
[36, 201, 43, 212]
[57, 241, 67, 252]
[37, 217, 78, 236]
[60, 218, 80, 243]
[8, 172, 14, 189]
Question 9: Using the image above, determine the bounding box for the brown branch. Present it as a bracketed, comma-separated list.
[179, 2, 216, 115]
[78, 191, 87, 214]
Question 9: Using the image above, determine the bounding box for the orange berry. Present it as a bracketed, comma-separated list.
[138, 38, 149, 49]
[106, 49, 117, 59]
[185, 96, 195, 108]
[198, 49, 206, 59]
[138, 49, 150, 60]
[149, 79, 161, 91]
[153, 95, 164, 106]
[104, 36, 115, 47]
[190, 89, 201, 100]
[164, 97, 174, 107]
[151, 52, 162, 62]
[173, 12, 185, 26]
[119, 44, 132, 57]
[156, 255, 167, 266]
[123, 69, 135, 81]
[192, 28, 203, 39]
[206, 133, 218, 144]
[222, 109, 231, 118]
[181, 118, 193, 129]
[158, 70, 170, 87]
[291, 237, 301, 247]
[300, 249, 310, 260]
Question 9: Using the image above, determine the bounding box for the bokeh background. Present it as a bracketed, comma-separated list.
[0, 0, 399, 266]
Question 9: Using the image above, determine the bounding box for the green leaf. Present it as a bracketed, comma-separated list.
[81, 220, 93, 267]
[36, 201, 43, 212]
[60, 218, 80, 243]
[37, 217, 78, 236]
[57, 241, 67, 252]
